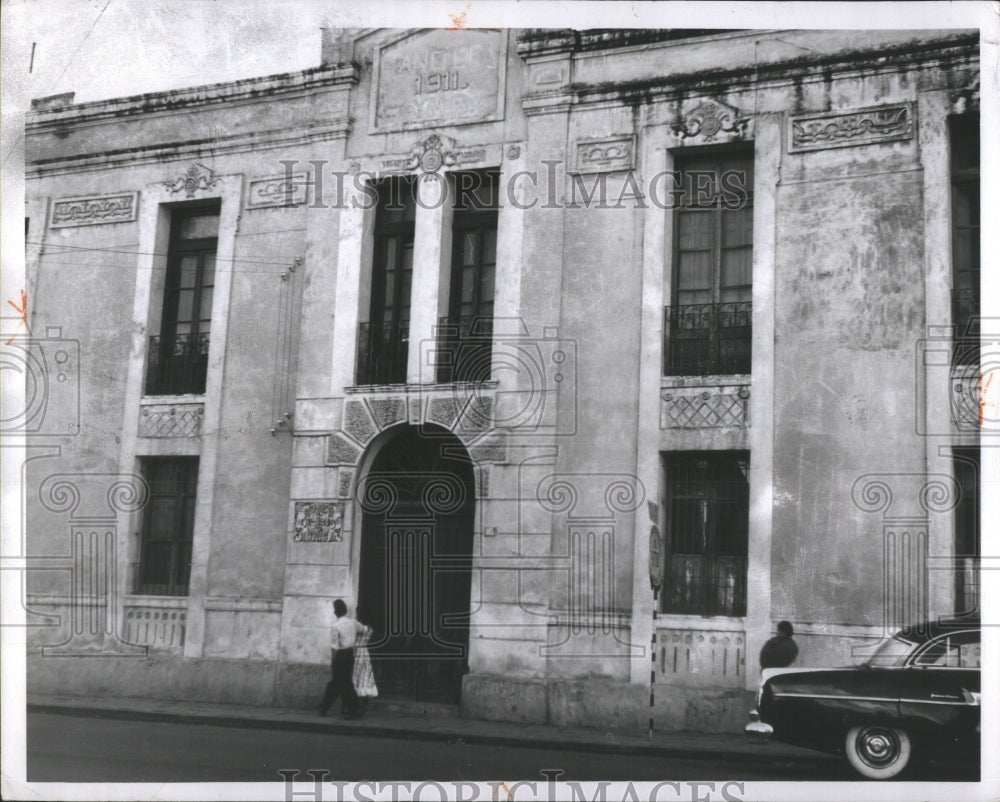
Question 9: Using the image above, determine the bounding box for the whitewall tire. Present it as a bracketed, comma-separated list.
[844, 724, 913, 779]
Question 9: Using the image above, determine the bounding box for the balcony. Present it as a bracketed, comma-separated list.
[356, 321, 408, 386]
[436, 315, 493, 384]
[663, 302, 751, 376]
[145, 332, 209, 396]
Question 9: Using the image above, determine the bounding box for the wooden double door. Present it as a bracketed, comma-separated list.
[357, 426, 475, 705]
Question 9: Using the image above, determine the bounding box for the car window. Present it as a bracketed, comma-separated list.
[910, 632, 980, 668]
[865, 635, 918, 667]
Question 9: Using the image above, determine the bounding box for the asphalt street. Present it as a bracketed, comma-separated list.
[26, 711, 851, 783]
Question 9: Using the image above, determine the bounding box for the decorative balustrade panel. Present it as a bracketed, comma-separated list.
[661, 384, 750, 429]
[663, 302, 751, 376]
[145, 333, 210, 396]
[138, 401, 204, 437]
[124, 603, 187, 650]
[658, 626, 746, 687]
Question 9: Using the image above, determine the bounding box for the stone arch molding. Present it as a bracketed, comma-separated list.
[327, 390, 507, 476]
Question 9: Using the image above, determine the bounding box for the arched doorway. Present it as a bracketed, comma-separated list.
[356, 424, 475, 704]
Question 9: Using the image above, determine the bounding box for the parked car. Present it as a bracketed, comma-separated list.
[745, 618, 980, 779]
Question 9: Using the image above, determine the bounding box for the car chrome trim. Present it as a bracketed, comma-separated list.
[771, 691, 896, 703]
[772, 691, 978, 706]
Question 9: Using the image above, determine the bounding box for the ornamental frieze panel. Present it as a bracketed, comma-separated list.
[371, 29, 507, 132]
[788, 104, 914, 153]
[247, 173, 308, 208]
[50, 192, 138, 228]
[572, 136, 635, 174]
[671, 98, 752, 146]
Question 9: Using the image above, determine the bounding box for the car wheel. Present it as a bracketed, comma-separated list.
[844, 724, 912, 779]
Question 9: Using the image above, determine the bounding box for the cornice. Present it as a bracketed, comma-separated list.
[523, 34, 979, 116]
[27, 119, 353, 178]
[26, 63, 359, 131]
[515, 28, 738, 59]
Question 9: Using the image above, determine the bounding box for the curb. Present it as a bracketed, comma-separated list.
[27, 701, 818, 766]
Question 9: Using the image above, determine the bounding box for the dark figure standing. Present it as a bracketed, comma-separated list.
[759, 620, 799, 669]
[317, 599, 370, 719]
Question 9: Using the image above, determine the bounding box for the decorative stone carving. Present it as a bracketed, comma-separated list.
[407, 133, 457, 173]
[370, 398, 406, 430]
[247, 173, 308, 208]
[327, 433, 361, 465]
[658, 626, 746, 688]
[138, 402, 204, 438]
[372, 29, 507, 132]
[457, 395, 493, 433]
[380, 134, 489, 175]
[329, 386, 503, 468]
[292, 501, 344, 542]
[788, 104, 913, 152]
[124, 604, 186, 651]
[163, 163, 221, 198]
[428, 396, 461, 429]
[474, 466, 489, 498]
[660, 385, 750, 429]
[50, 193, 138, 228]
[337, 470, 354, 499]
[468, 434, 507, 464]
[672, 98, 750, 145]
[573, 136, 635, 173]
[343, 399, 377, 446]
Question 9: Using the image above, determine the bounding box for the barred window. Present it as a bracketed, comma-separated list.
[664, 150, 753, 376]
[146, 204, 219, 395]
[357, 176, 417, 385]
[136, 457, 199, 596]
[662, 451, 749, 616]
[439, 170, 499, 383]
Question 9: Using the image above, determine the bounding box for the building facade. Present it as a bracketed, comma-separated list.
[18, 28, 980, 732]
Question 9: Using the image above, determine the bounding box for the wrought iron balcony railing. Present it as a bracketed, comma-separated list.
[663, 301, 751, 376]
[356, 320, 408, 385]
[436, 315, 493, 383]
[952, 288, 980, 366]
[145, 332, 210, 396]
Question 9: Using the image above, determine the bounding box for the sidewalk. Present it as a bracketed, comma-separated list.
[27, 692, 821, 765]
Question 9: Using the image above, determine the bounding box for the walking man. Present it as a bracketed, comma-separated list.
[317, 599, 370, 719]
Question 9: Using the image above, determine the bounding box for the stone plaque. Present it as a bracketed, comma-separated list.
[247, 173, 308, 208]
[50, 193, 138, 228]
[292, 501, 344, 542]
[788, 104, 914, 152]
[372, 29, 507, 132]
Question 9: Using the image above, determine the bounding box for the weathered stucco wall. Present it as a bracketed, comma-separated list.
[20, 27, 979, 731]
